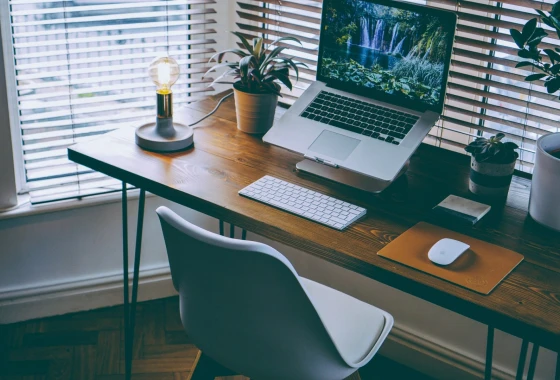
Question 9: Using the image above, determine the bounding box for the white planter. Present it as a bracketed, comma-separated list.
[469, 156, 515, 199]
[233, 84, 278, 134]
[529, 133, 560, 231]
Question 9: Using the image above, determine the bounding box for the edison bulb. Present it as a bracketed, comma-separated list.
[148, 56, 180, 94]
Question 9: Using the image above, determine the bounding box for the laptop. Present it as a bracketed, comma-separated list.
[263, 0, 457, 190]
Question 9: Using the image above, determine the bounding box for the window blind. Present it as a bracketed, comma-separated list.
[235, 0, 560, 173]
[5, 0, 217, 204]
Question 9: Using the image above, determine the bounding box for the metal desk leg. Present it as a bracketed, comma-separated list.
[219, 220, 247, 240]
[527, 344, 540, 380]
[121, 183, 130, 380]
[122, 185, 146, 380]
[484, 326, 494, 380]
[127, 189, 145, 377]
[516, 339, 529, 380]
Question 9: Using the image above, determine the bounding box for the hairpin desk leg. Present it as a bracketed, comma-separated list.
[121, 185, 146, 380]
[527, 344, 540, 380]
[127, 189, 145, 378]
[516, 339, 529, 380]
[218, 220, 247, 240]
[121, 183, 131, 380]
[484, 326, 494, 380]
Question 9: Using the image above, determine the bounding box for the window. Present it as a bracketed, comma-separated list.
[235, 0, 560, 173]
[1, 0, 217, 204]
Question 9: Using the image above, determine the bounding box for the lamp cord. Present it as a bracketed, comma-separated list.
[189, 92, 234, 128]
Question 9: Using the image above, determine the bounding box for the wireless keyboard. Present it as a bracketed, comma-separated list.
[238, 176, 366, 230]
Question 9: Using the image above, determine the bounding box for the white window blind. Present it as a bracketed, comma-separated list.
[235, 0, 560, 173]
[4, 0, 217, 204]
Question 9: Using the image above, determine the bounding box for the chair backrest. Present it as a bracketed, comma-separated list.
[156, 207, 352, 380]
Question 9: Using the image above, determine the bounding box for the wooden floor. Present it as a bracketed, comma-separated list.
[0, 297, 433, 380]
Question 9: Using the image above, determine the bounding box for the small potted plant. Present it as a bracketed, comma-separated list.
[465, 133, 519, 199]
[205, 32, 307, 134]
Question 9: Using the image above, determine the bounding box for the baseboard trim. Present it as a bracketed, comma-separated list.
[383, 324, 515, 380]
[0, 271, 516, 380]
[0, 266, 177, 324]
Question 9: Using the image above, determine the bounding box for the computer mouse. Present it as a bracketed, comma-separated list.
[428, 238, 470, 266]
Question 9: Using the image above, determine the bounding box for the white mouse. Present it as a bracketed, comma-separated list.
[428, 238, 470, 266]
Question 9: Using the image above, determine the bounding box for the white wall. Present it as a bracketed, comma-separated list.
[0, 2, 557, 379]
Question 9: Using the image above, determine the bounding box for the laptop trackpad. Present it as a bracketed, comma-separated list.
[308, 130, 360, 161]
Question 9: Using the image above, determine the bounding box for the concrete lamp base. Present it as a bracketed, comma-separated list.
[135, 118, 193, 152]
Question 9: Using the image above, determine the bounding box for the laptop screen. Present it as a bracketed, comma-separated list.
[317, 0, 456, 113]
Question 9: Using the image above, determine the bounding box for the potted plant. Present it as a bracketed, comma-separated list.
[465, 133, 519, 199]
[510, 0, 560, 229]
[205, 32, 307, 134]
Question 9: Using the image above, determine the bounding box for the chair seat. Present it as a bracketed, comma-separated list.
[300, 277, 387, 367]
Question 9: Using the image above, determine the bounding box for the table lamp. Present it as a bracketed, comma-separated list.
[135, 56, 194, 152]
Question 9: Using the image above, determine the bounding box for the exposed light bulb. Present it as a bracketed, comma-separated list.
[148, 56, 180, 94]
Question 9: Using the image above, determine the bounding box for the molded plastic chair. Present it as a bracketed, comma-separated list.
[156, 206, 393, 380]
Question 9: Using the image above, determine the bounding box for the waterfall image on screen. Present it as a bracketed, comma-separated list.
[320, 0, 451, 107]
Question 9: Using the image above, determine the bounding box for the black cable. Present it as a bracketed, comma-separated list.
[189, 92, 234, 128]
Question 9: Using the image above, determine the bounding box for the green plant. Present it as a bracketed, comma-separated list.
[204, 32, 307, 96]
[509, 1, 560, 96]
[465, 133, 519, 164]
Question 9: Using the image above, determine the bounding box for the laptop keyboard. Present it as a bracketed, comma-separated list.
[300, 91, 419, 145]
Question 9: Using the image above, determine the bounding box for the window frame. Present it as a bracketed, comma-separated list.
[0, 2, 27, 196]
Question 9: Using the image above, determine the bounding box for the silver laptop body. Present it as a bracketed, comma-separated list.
[263, 0, 457, 188]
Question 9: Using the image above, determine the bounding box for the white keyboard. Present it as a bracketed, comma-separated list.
[238, 175, 366, 230]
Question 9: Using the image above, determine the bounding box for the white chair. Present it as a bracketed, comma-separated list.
[156, 206, 393, 380]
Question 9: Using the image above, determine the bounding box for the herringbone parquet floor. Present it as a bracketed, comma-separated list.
[0, 297, 433, 380]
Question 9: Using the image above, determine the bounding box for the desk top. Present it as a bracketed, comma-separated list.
[68, 92, 560, 351]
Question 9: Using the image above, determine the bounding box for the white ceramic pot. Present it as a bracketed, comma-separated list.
[529, 133, 560, 231]
[233, 84, 278, 134]
[469, 156, 515, 199]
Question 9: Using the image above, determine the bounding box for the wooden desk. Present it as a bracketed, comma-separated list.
[68, 92, 560, 380]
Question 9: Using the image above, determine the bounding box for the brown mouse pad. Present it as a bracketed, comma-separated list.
[377, 222, 524, 295]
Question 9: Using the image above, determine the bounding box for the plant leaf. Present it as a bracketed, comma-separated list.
[545, 48, 560, 64]
[203, 62, 238, 77]
[510, 29, 524, 49]
[269, 36, 303, 48]
[208, 49, 248, 63]
[231, 31, 254, 54]
[527, 28, 548, 47]
[239, 55, 257, 80]
[252, 37, 263, 59]
[515, 61, 537, 69]
[274, 72, 292, 91]
[518, 49, 537, 59]
[503, 141, 519, 150]
[525, 73, 547, 81]
[546, 77, 560, 93]
[521, 18, 538, 44]
[260, 46, 287, 69]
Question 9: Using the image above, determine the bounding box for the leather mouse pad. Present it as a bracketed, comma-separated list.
[377, 222, 524, 295]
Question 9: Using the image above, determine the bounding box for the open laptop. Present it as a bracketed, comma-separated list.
[263, 0, 456, 190]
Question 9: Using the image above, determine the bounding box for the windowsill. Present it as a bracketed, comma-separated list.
[0, 189, 156, 221]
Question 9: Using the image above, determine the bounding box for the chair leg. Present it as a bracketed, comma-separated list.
[188, 350, 238, 380]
